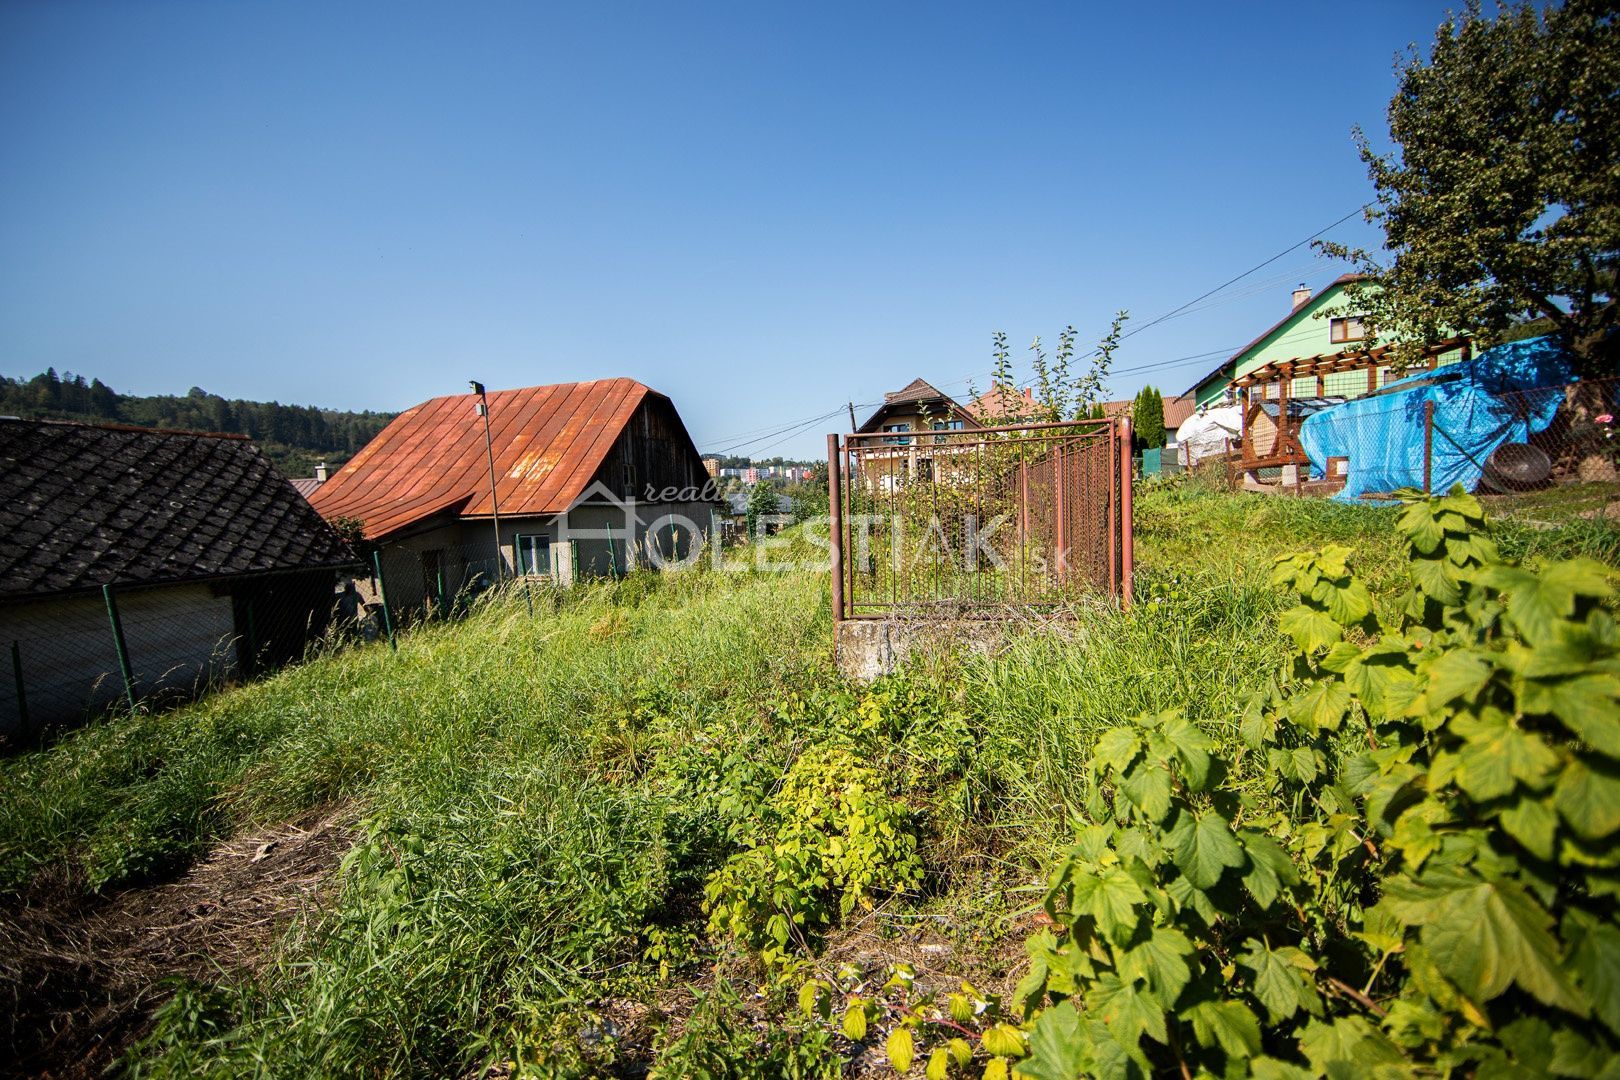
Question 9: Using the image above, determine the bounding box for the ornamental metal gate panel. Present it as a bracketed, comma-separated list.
[828, 418, 1133, 621]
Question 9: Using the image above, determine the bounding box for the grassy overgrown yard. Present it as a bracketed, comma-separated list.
[2, 481, 1616, 1078]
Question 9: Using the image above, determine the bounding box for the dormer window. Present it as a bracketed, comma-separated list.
[1330, 315, 1368, 344]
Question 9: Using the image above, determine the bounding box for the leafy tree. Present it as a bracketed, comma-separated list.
[970, 313, 1129, 426]
[1132, 386, 1167, 449]
[744, 481, 780, 540]
[1319, 0, 1619, 375]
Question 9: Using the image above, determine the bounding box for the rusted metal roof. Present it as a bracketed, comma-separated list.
[309, 378, 657, 539]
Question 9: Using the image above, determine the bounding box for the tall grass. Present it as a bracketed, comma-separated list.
[2, 481, 1613, 1076]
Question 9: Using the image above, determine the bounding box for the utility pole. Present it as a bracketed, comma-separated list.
[470, 381, 504, 583]
[847, 401, 857, 433]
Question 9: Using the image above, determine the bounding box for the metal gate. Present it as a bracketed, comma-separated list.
[828, 418, 1133, 621]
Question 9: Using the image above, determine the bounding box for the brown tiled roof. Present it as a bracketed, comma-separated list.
[857, 377, 981, 433]
[0, 419, 357, 600]
[1163, 395, 1197, 428]
[1098, 394, 1197, 428]
[310, 378, 689, 539]
[966, 387, 1036, 421]
[884, 377, 949, 405]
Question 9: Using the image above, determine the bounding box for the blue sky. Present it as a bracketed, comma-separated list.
[0, 1, 1455, 459]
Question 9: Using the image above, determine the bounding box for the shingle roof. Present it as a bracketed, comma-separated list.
[290, 477, 323, 498]
[0, 419, 358, 600]
[309, 378, 689, 539]
[857, 377, 981, 433]
[1099, 394, 1197, 428]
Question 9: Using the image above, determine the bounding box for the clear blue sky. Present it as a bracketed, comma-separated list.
[0, 1, 1454, 459]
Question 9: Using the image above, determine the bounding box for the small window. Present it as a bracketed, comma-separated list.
[515, 534, 551, 575]
[931, 419, 965, 443]
[1330, 315, 1368, 344]
[882, 422, 912, 446]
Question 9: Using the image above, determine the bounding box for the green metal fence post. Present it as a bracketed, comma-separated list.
[605, 520, 619, 579]
[516, 540, 534, 617]
[372, 550, 397, 651]
[102, 584, 139, 716]
[244, 595, 258, 677]
[436, 565, 448, 621]
[10, 640, 30, 737]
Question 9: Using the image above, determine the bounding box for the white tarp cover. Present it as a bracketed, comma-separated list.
[1178, 406, 1242, 465]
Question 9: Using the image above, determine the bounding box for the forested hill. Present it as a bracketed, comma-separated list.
[0, 368, 394, 479]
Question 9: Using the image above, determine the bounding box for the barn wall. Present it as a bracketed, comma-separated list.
[0, 584, 236, 740]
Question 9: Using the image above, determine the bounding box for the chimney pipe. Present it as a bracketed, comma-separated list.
[1292, 284, 1312, 311]
[314, 461, 328, 483]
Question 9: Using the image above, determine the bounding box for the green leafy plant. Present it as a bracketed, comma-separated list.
[703, 744, 922, 967]
[892, 486, 1618, 1078]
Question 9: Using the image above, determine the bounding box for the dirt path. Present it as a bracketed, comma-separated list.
[1, 804, 356, 1079]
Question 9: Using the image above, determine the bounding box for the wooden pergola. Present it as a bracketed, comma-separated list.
[1233, 336, 1471, 482]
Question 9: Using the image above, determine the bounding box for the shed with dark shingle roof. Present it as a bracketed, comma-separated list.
[0, 418, 360, 738]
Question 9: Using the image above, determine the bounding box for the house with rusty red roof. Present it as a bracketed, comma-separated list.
[309, 378, 717, 601]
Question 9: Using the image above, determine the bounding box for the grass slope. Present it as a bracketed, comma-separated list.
[2, 482, 1614, 1077]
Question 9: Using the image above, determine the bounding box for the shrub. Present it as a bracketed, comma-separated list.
[703, 744, 921, 965]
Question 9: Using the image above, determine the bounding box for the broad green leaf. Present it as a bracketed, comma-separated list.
[1398, 501, 1445, 553]
[1422, 648, 1494, 708]
[1239, 830, 1299, 908]
[1520, 674, 1620, 757]
[1016, 999, 1088, 1080]
[983, 1022, 1028, 1058]
[1072, 867, 1147, 945]
[925, 1048, 949, 1080]
[1500, 796, 1559, 861]
[1269, 745, 1319, 784]
[1325, 577, 1374, 626]
[1486, 559, 1613, 645]
[1092, 727, 1142, 775]
[1286, 680, 1352, 733]
[1410, 555, 1461, 604]
[1554, 757, 1620, 841]
[886, 1027, 914, 1073]
[1184, 999, 1262, 1060]
[1084, 974, 1167, 1045]
[1418, 874, 1587, 1012]
[1298, 1016, 1404, 1075]
[1159, 713, 1216, 789]
[1116, 926, 1193, 1007]
[1250, 1058, 1316, 1080]
[1567, 914, 1620, 1036]
[1239, 939, 1312, 1024]
[842, 1002, 868, 1040]
[1454, 720, 1560, 802]
[1118, 761, 1173, 824]
[1280, 604, 1343, 653]
[1169, 811, 1246, 890]
[1549, 1028, 1611, 1079]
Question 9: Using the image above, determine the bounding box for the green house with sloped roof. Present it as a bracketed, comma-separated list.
[1184, 275, 1469, 408]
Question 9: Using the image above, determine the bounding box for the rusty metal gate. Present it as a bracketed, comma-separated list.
[827, 418, 1133, 621]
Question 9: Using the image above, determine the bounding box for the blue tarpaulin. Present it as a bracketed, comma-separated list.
[1299, 336, 1573, 502]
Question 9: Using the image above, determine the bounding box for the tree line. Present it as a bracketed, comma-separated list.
[0, 368, 394, 477]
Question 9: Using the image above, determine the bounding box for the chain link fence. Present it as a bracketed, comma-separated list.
[1224, 374, 1619, 518]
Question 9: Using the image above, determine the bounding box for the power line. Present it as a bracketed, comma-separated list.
[1118, 206, 1368, 342]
